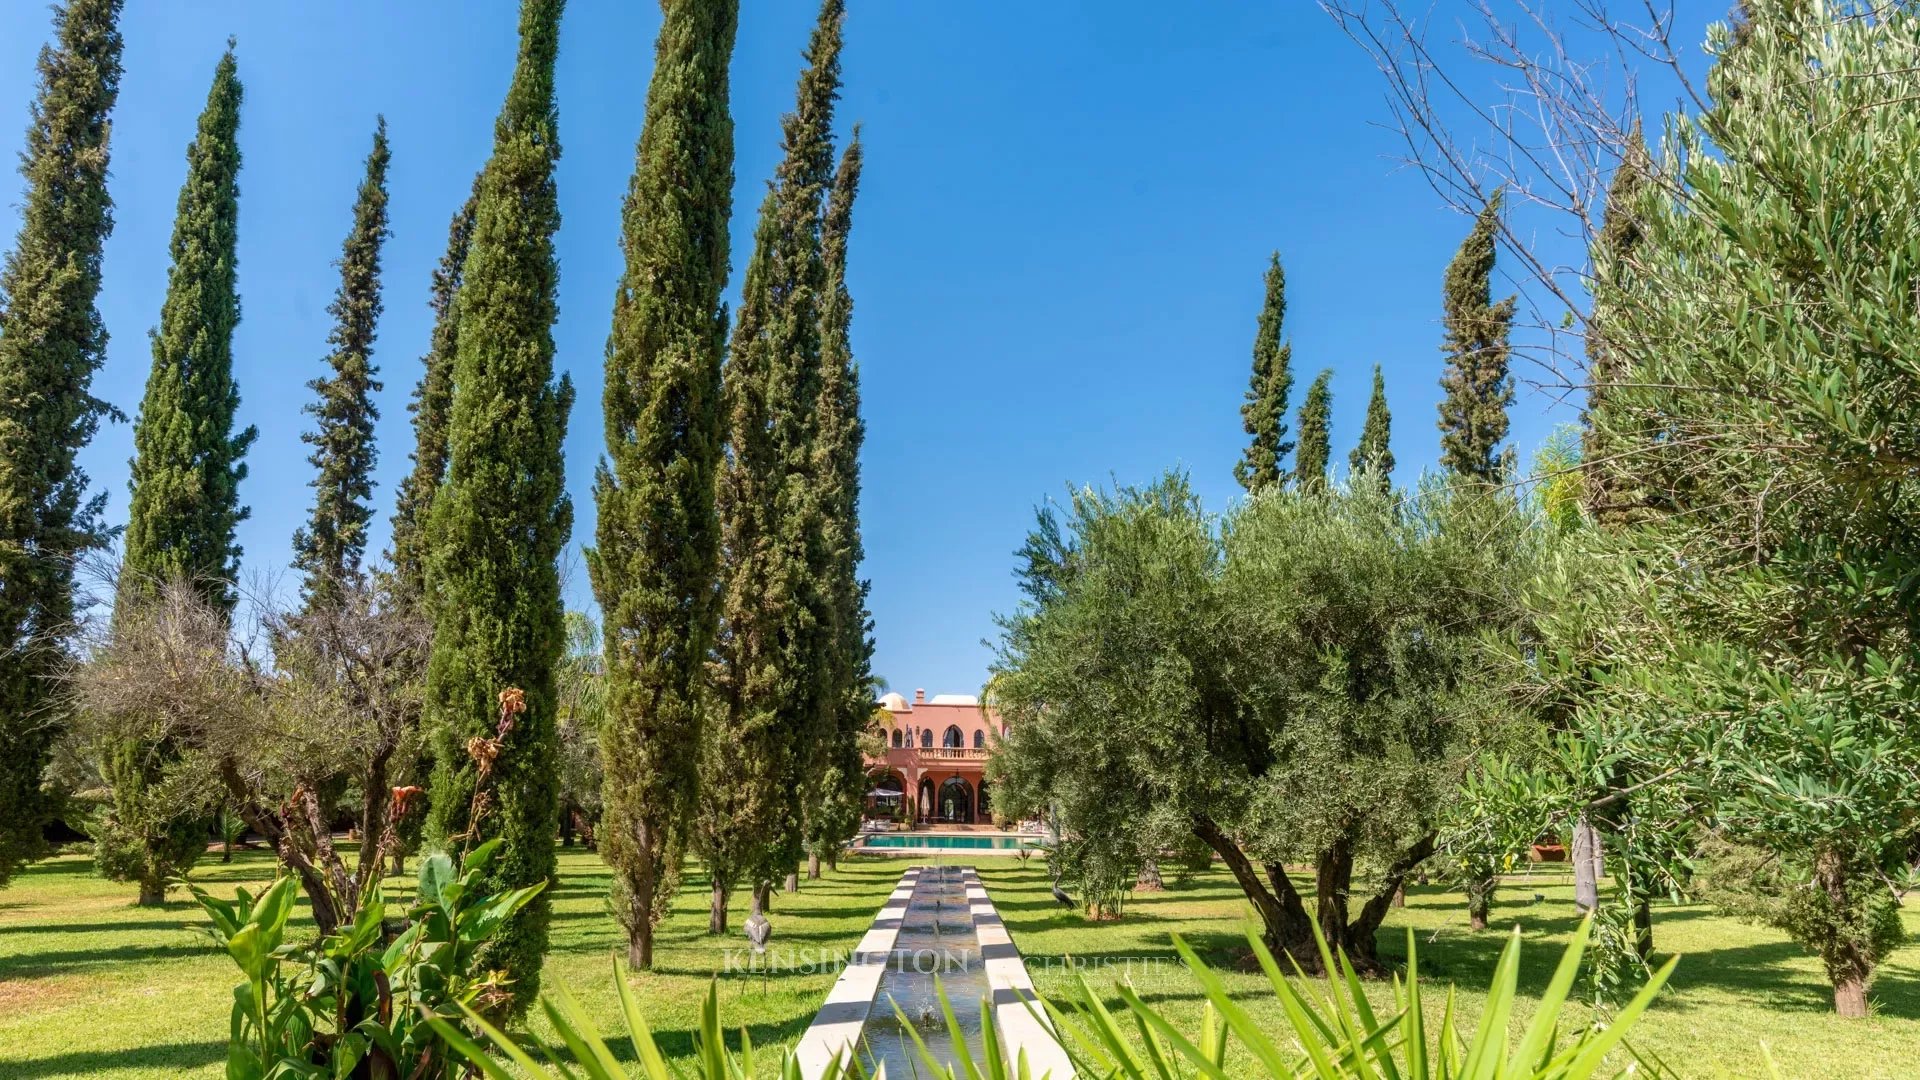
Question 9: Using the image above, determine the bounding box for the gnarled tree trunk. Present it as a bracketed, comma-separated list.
[1135, 858, 1164, 892]
[1815, 849, 1873, 1019]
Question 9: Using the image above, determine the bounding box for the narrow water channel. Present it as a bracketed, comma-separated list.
[860, 865, 992, 1075]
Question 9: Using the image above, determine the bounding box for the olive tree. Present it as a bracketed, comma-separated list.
[990, 473, 1535, 968]
[1327, 0, 1920, 1015]
[72, 572, 428, 931]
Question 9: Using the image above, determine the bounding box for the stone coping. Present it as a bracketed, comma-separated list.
[790, 865, 1074, 1080]
[962, 868, 1074, 1079]
[791, 867, 921, 1077]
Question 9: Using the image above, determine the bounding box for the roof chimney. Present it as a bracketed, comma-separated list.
[914, 688, 926, 704]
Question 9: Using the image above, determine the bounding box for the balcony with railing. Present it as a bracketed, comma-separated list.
[916, 746, 991, 762]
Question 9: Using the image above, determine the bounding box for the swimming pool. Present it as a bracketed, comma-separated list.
[859, 834, 1031, 850]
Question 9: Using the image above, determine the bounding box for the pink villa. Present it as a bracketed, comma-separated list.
[867, 689, 1003, 826]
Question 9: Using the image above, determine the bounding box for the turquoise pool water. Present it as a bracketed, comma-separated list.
[860, 834, 1029, 850]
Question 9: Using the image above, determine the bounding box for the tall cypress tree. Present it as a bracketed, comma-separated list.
[422, 0, 571, 1012]
[1349, 363, 1393, 485]
[1234, 253, 1293, 494]
[590, 0, 737, 971]
[388, 183, 477, 604]
[701, 0, 842, 932]
[1436, 191, 1516, 483]
[108, 43, 248, 906]
[122, 44, 251, 609]
[1293, 369, 1332, 490]
[1582, 126, 1652, 526]
[0, 0, 124, 887]
[294, 120, 390, 609]
[802, 129, 871, 878]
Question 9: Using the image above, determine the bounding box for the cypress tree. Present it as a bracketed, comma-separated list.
[1582, 126, 1652, 526]
[0, 0, 124, 887]
[1349, 363, 1393, 485]
[388, 183, 477, 603]
[803, 130, 871, 877]
[590, 0, 738, 971]
[121, 44, 251, 609]
[1234, 253, 1293, 494]
[701, 0, 842, 932]
[294, 119, 390, 609]
[1293, 369, 1332, 490]
[108, 43, 249, 906]
[422, 0, 571, 1012]
[1436, 191, 1516, 483]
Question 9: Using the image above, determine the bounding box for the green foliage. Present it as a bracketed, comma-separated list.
[387, 182, 476, 605]
[704, 0, 846, 917]
[431, 978, 851, 1080]
[556, 611, 606, 850]
[804, 128, 874, 880]
[1347, 363, 1392, 485]
[1579, 126, 1652, 527]
[0, 0, 123, 887]
[121, 43, 253, 612]
[423, 0, 571, 1011]
[990, 472, 1536, 967]
[1042, 919, 1676, 1080]
[1533, 0, 1920, 1015]
[1292, 368, 1332, 489]
[434, 914, 1675, 1080]
[589, 0, 737, 969]
[1234, 253, 1294, 494]
[294, 118, 390, 611]
[1435, 190, 1515, 483]
[91, 741, 208, 905]
[1694, 835, 1905, 1002]
[188, 840, 544, 1079]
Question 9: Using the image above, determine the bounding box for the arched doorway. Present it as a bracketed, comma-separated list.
[920, 729, 933, 748]
[890, 728, 903, 748]
[938, 777, 974, 824]
[942, 725, 964, 748]
[867, 771, 905, 821]
[917, 777, 936, 823]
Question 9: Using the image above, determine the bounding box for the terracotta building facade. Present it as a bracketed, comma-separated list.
[866, 689, 1003, 825]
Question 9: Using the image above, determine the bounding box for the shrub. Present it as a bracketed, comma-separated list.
[189, 839, 542, 1079]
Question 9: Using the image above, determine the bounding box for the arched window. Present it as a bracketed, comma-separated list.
[972, 729, 985, 749]
[942, 725, 964, 748]
[890, 729, 903, 748]
[920, 729, 933, 749]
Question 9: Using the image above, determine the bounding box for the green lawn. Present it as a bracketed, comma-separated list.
[0, 847, 903, 1080]
[973, 861, 1920, 1080]
[3, 848, 1918, 1079]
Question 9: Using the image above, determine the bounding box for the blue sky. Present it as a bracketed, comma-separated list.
[0, 1, 1723, 696]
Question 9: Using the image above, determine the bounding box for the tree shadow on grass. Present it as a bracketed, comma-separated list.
[0, 1040, 226, 1079]
[0, 940, 215, 980]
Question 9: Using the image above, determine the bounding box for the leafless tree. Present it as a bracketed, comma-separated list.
[69, 569, 429, 932]
[1319, 0, 1703, 398]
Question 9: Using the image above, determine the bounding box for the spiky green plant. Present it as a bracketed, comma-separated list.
[432, 915, 1688, 1079]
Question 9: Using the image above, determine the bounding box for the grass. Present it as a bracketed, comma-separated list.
[972, 860, 1920, 1080]
[2, 848, 1918, 1079]
[0, 846, 902, 1080]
